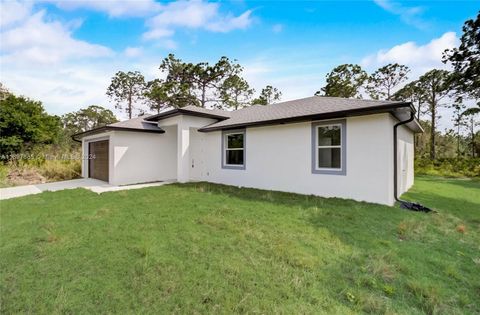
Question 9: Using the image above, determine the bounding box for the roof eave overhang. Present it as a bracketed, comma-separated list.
[391, 106, 424, 133]
[71, 126, 165, 141]
[145, 108, 230, 121]
[199, 102, 419, 132]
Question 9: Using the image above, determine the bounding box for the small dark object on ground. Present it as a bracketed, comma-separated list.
[399, 201, 433, 213]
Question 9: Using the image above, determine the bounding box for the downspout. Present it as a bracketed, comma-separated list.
[393, 110, 432, 212]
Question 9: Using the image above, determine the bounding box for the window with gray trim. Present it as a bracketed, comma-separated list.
[312, 120, 346, 175]
[222, 130, 246, 169]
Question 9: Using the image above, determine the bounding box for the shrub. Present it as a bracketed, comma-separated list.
[415, 158, 480, 178]
[39, 160, 81, 181]
[1, 146, 82, 187]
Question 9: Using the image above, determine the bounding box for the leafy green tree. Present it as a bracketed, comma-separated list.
[144, 79, 173, 113]
[106, 71, 146, 119]
[394, 81, 426, 149]
[252, 85, 282, 105]
[415, 120, 432, 158]
[190, 56, 241, 107]
[394, 80, 424, 120]
[159, 54, 243, 108]
[451, 103, 467, 156]
[475, 130, 480, 157]
[462, 106, 480, 157]
[416, 69, 453, 160]
[437, 129, 461, 158]
[443, 12, 480, 104]
[220, 75, 254, 110]
[316, 64, 367, 98]
[367, 63, 410, 100]
[0, 82, 10, 100]
[62, 105, 118, 135]
[159, 54, 198, 107]
[0, 94, 61, 157]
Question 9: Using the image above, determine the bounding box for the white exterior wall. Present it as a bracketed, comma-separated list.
[80, 112, 415, 205]
[81, 128, 177, 185]
[396, 123, 415, 196]
[110, 128, 177, 185]
[157, 115, 217, 183]
[190, 113, 399, 205]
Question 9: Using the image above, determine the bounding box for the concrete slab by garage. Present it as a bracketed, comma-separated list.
[0, 179, 170, 200]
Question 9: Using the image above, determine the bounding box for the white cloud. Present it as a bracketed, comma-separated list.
[142, 28, 175, 40]
[124, 46, 143, 58]
[373, 0, 428, 29]
[206, 10, 252, 32]
[1, 5, 113, 64]
[143, 0, 253, 40]
[3, 62, 112, 114]
[272, 24, 283, 33]
[0, 1, 252, 119]
[157, 39, 178, 50]
[42, 0, 161, 18]
[0, 0, 32, 27]
[147, 0, 217, 29]
[242, 57, 325, 103]
[2, 57, 162, 118]
[361, 32, 462, 130]
[361, 32, 459, 77]
[0, 1, 123, 117]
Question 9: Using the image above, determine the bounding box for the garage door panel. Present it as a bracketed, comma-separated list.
[89, 140, 109, 181]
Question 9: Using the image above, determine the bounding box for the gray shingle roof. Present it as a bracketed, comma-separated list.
[145, 105, 231, 121]
[108, 116, 163, 132]
[73, 96, 421, 140]
[199, 96, 410, 131]
[72, 116, 164, 140]
[180, 105, 232, 118]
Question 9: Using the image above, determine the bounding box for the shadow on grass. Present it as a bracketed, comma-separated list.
[175, 181, 395, 212]
[172, 180, 480, 248]
[174, 181, 414, 243]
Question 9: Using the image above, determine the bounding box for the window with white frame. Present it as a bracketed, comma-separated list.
[223, 130, 245, 169]
[312, 120, 346, 175]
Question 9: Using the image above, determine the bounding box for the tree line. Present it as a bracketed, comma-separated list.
[0, 84, 118, 158]
[309, 13, 478, 160]
[106, 11, 478, 161]
[1, 12, 478, 165]
[106, 54, 282, 119]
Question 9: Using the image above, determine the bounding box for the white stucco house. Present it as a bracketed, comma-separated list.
[73, 96, 422, 206]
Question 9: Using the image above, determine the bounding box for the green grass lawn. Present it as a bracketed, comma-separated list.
[1, 176, 479, 314]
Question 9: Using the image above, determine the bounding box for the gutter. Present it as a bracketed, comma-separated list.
[71, 135, 82, 143]
[393, 110, 432, 212]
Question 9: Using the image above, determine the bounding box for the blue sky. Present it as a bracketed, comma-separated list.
[0, 0, 478, 129]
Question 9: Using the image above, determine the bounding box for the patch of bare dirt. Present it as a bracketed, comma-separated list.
[7, 168, 46, 185]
